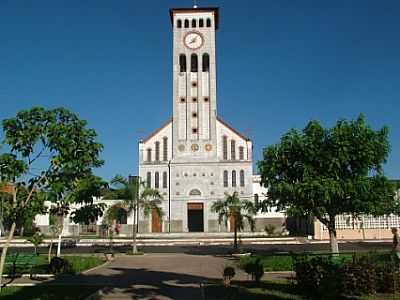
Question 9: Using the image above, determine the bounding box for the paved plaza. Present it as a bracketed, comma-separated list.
[5, 253, 293, 300]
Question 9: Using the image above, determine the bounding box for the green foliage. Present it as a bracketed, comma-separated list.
[0, 286, 100, 300]
[0, 186, 47, 234]
[240, 255, 293, 272]
[104, 175, 163, 219]
[27, 232, 44, 254]
[223, 265, 236, 278]
[1, 107, 103, 189]
[0, 107, 104, 229]
[63, 255, 104, 274]
[212, 192, 256, 251]
[294, 253, 400, 299]
[239, 257, 265, 283]
[258, 115, 395, 250]
[48, 257, 73, 274]
[294, 255, 343, 300]
[264, 224, 276, 236]
[0, 107, 104, 286]
[104, 202, 127, 225]
[48, 255, 103, 275]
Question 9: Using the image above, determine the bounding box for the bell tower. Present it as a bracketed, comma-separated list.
[170, 7, 219, 161]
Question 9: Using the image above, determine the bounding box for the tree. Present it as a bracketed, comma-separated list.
[0, 107, 103, 290]
[103, 175, 163, 254]
[48, 174, 107, 256]
[211, 192, 256, 253]
[258, 115, 395, 253]
[27, 231, 44, 255]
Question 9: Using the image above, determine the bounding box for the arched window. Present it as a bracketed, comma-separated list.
[146, 172, 151, 188]
[191, 54, 198, 72]
[239, 146, 244, 160]
[155, 141, 160, 161]
[155, 172, 159, 188]
[163, 137, 168, 161]
[189, 189, 201, 196]
[147, 148, 152, 162]
[192, 19, 197, 28]
[179, 54, 186, 72]
[223, 170, 228, 187]
[240, 170, 245, 187]
[177, 19, 182, 28]
[184, 19, 189, 28]
[206, 18, 211, 27]
[222, 136, 228, 160]
[232, 170, 237, 187]
[254, 194, 259, 207]
[231, 140, 236, 160]
[199, 19, 204, 27]
[202, 53, 210, 72]
[162, 171, 167, 188]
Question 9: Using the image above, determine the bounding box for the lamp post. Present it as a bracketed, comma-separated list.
[168, 160, 171, 233]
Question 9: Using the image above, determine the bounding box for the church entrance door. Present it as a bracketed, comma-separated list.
[187, 203, 204, 232]
[152, 208, 162, 233]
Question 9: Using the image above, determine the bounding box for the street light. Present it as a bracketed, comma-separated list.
[168, 160, 171, 233]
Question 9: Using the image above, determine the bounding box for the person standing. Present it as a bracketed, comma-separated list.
[391, 227, 400, 262]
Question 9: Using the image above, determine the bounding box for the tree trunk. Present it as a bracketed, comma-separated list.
[56, 233, 62, 257]
[0, 221, 16, 291]
[0, 186, 18, 291]
[132, 208, 137, 254]
[48, 237, 53, 263]
[233, 218, 238, 253]
[328, 227, 339, 254]
[56, 216, 64, 257]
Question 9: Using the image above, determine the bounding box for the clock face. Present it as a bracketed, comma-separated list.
[184, 31, 204, 50]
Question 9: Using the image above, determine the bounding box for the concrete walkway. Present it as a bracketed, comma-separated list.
[4, 253, 294, 300]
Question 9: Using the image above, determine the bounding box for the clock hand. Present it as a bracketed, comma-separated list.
[189, 37, 197, 44]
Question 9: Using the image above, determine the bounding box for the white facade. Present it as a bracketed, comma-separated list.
[138, 7, 273, 233]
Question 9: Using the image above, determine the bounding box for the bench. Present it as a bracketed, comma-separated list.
[5, 252, 38, 279]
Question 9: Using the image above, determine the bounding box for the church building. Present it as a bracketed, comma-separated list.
[138, 7, 254, 233]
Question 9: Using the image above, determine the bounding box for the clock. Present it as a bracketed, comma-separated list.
[184, 31, 204, 50]
[191, 144, 199, 152]
[178, 144, 185, 152]
[205, 144, 212, 151]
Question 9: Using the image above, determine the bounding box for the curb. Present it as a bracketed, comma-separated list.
[2, 274, 54, 278]
[81, 260, 111, 275]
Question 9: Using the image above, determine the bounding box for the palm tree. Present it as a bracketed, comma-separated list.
[104, 175, 163, 254]
[211, 192, 256, 252]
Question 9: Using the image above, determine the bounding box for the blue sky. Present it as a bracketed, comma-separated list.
[0, 0, 399, 180]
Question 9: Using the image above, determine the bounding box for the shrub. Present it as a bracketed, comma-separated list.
[294, 252, 400, 299]
[264, 224, 276, 236]
[239, 257, 264, 283]
[293, 255, 343, 300]
[48, 257, 73, 274]
[222, 266, 236, 287]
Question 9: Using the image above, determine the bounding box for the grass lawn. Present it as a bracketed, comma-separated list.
[205, 280, 400, 300]
[240, 253, 366, 272]
[5, 255, 105, 275]
[0, 286, 100, 300]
